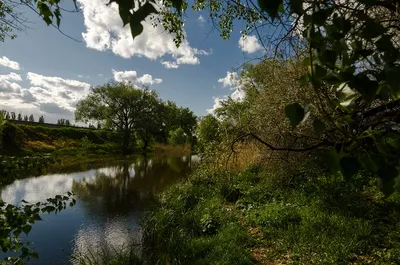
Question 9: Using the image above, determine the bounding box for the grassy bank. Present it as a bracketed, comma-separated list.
[0, 122, 192, 157]
[141, 164, 400, 265]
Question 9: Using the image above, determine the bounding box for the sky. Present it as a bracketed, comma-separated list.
[0, 0, 265, 124]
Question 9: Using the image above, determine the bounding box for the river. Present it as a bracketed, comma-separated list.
[0, 155, 197, 264]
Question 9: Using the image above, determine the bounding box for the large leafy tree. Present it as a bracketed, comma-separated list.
[75, 82, 162, 154]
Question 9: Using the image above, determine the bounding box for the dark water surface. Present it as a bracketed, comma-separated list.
[0, 155, 198, 264]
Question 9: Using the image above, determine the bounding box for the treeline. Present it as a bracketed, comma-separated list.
[1, 110, 45, 123]
[75, 82, 197, 154]
[0, 110, 76, 127]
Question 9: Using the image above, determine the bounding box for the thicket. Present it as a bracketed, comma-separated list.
[143, 57, 400, 264]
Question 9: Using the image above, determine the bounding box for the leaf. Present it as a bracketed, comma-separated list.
[119, 5, 132, 26]
[322, 149, 340, 172]
[257, 0, 283, 18]
[313, 119, 326, 137]
[22, 225, 32, 235]
[340, 156, 361, 178]
[285, 103, 305, 129]
[289, 0, 303, 15]
[129, 2, 158, 40]
[312, 8, 333, 26]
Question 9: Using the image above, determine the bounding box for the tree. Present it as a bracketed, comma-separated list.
[29, 114, 35, 122]
[57, 119, 65, 126]
[23, 115, 28, 121]
[75, 82, 162, 155]
[17, 113, 22, 121]
[168, 127, 187, 146]
[10, 112, 15, 120]
[0, 0, 78, 42]
[38, 115, 45, 123]
[107, 0, 400, 194]
[65, 119, 71, 126]
[5, 112, 10, 120]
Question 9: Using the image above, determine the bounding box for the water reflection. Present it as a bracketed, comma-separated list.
[0, 155, 195, 264]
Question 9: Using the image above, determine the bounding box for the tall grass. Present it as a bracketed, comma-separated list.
[141, 164, 400, 265]
[153, 143, 191, 157]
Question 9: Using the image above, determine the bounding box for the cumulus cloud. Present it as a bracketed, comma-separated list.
[112, 69, 162, 85]
[198, 15, 205, 25]
[27, 72, 90, 92]
[0, 72, 93, 122]
[0, 56, 20, 70]
[207, 71, 248, 114]
[238, 35, 263, 54]
[0, 72, 23, 92]
[78, 0, 209, 67]
[218, 71, 239, 88]
[39, 102, 74, 116]
[161, 61, 179, 69]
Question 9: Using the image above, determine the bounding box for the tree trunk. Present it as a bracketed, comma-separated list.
[122, 129, 130, 155]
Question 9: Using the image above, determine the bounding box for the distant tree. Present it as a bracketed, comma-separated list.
[65, 119, 70, 126]
[57, 119, 65, 126]
[5, 112, 10, 120]
[23, 115, 28, 121]
[28, 114, 34, 122]
[17, 113, 22, 121]
[88, 124, 96, 129]
[168, 127, 187, 146]
[38, 115, 44, 123]
[75, 82, 162, 155]
[10, 112, 16, 120]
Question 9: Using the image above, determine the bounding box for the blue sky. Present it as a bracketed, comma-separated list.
[0, 0, 265, 123]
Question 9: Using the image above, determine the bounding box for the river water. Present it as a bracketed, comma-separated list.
[0, 155, 197, 264]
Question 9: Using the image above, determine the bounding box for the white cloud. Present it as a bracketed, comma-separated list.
[218, 71, 239, 88]
[198, 15, 205, 24]
[208, 71, 248, 114]
[112, 69, 162, 86]
[0, 56, 20, 70]
[0, 72, 23, 92]
[78, 0, 209, 67]
[161, 61, 179, 69]
[238, 35, 263, 54]
[27, 72, 90, 93]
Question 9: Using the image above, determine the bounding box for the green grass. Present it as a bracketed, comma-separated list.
[141, 165, 400, 265]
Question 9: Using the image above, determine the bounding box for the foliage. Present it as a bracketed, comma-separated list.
[168, 127, 187, 146]
[28, 114, 34, 122]
[75, 82, 197, 154]
[0, 193, 76, 263]
[144, 164, 400, 264]
[38, 115, 44, 123]
[106, 0, 400, 194]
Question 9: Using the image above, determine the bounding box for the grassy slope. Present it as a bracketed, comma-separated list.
[143, 165, 400, 265]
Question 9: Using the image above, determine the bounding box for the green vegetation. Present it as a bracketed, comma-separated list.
[2, 0, 400, 264]
[75, 82, 197, 155]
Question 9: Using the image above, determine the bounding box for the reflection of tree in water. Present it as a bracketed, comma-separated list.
[71, 156, 193, 215]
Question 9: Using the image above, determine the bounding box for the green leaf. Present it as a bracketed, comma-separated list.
[289, 0, 303, 15]
[257, 0, 283, 18]
[129, 2, 158, 40]
[312, 8, 333, 26]
[285, 103, 305, 129]
[340, 156, 361, 178]
[22, 225, 32, 235]
[119, 5, 132, 26]
[313, 119, 326, 137]
[322, 149, 340, 172]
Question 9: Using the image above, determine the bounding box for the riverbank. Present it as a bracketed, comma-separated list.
[140, 164, 400, 265]
[0, 122, 192, 157]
